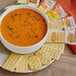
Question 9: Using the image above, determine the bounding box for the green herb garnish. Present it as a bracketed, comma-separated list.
[11, 31, 14, 33]
[11, 15, 13, 18]
[35, 35, 38, 38]
[19, 14, 21, 16]
[9, 28, 13, 30]
[15, 14, 17, 16]
[10, 34, 12, 37]
[28, 13, 30, 15]
[34, 16, 37, 19]
[24, 20, 26, 22]
[7, 25, 9, 28]
[13, 19, 15, 21]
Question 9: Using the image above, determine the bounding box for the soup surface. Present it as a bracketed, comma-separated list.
[1, 8, 47, 47]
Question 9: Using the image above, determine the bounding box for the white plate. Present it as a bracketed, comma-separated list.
[0, 53, 54, 73]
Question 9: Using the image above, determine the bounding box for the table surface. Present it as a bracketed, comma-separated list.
[0, 0, 76, 76]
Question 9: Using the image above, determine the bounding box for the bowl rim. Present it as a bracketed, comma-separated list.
[0, 5, 49, 48]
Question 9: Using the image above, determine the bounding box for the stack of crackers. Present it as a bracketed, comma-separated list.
[2, 44, 65, 72]
[46, 19, 67, 43]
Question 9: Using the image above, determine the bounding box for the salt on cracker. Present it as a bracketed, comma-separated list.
[15, 55, 28, 73]
[29, 56, 42, 71]
[35, 50, 51, 65]
[40, 44, 65, 60]
[46, 30, 67, 43]
[2, 53, 23, 71]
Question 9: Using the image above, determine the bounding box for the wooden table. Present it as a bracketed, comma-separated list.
[0, 0, 76, 76]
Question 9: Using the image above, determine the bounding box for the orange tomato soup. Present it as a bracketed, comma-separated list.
[1, 8, 47, 47]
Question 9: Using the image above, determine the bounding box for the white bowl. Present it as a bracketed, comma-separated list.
[0, 5, 49, 54]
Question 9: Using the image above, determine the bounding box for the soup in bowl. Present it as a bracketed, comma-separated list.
[0, 5, 49, 54]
